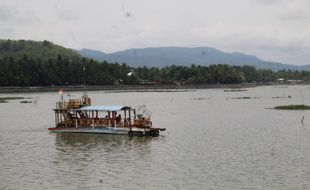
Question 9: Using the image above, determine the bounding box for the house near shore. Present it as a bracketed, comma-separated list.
[277, 78, 303, 84]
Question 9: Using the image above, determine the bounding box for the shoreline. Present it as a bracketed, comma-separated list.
[1, 82, 308, 93]
[0, 84, 257, 93]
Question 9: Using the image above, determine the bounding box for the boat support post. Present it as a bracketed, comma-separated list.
[92, 119, 94, 131]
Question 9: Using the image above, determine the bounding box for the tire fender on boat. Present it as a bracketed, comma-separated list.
[128, 131, 134, 137]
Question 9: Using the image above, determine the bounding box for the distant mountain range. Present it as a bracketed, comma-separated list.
[78, 47, 310, 71]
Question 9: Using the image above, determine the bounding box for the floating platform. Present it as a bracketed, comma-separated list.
[50, 93, 165, 137]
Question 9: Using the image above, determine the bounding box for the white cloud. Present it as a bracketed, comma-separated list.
[0, 0, 309, 65]
[56, 9, 78, 21]
[251, 0, 289, 5]
[0, 6, 15, 21]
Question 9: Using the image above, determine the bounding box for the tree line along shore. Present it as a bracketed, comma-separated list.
[1, 54, 310, 88]
[1, 39, 310, 88]
[0, 83, 259, 93]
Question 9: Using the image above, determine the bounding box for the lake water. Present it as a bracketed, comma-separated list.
[1, 85, 310, 190]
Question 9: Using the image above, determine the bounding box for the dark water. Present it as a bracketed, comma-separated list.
[1, 86, 310, 189]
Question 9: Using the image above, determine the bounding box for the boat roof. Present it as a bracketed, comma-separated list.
[78, 105, 132, 111]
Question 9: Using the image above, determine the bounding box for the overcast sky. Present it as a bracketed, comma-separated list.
[0, 0, 309, 65]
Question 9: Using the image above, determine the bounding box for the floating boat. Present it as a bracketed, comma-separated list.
[48, 94, 165, 136]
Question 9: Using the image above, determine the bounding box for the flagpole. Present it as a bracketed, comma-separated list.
[83, 66, 85, 90]
[83, 66, 86, 97]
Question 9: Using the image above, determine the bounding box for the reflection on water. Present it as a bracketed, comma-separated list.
[54, 133, 153, 153]
[50, 134, 156, 189]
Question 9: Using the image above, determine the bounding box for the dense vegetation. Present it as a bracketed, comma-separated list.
[0, 97, 25, 103]
[0, 55, 133, 86]
[0, 39, 80, 61]
[274, 105, 310, 110]
[1, 39, 310, 86]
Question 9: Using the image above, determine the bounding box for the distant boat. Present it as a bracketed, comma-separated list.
[48, 94, 165, 136]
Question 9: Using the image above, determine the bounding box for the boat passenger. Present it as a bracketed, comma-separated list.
[116, 114, 121, 123]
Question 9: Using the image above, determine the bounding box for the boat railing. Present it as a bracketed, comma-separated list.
[133, 116, 152, 128]
[56, 98, 91, 110]
[62, 117, 110, 126]
[59, 116, 139, 128]
[56, 101, 69, 109]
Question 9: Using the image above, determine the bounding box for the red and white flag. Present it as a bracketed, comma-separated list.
[58, 88, 64, 95]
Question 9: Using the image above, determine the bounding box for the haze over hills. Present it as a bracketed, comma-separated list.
[1, 39, 309, 71]
[78, 47, 310, 71]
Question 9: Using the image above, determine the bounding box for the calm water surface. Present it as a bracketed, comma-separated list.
[1, 86, 310, 189]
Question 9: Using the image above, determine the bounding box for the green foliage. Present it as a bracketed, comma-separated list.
[0, 97, 25, 103]
[20, 100, 32, 103]
[0, 39, 80, 61]
[0, 55, 132, 86]
[274, 104, 310, 110]
[0, 97, 24, 100]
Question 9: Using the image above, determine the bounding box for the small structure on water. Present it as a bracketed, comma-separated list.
[48, 93, 165, 136]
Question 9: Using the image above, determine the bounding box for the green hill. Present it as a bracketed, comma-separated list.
[0, 39, 81, 61]
[0, 39, 134, 86]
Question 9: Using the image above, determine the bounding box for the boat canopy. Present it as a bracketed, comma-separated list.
[78, 105, 132, 112]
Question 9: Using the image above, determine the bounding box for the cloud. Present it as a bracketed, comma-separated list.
[0, 5, 19, 38]
[0, 0, 309, 65]
[251, 0, 289, 5]
[187, 22, 310, 64]
[279, 2, 310, 21]
[57, 9, 78, 21]
[0, 5, 16, 22]
[280, 10, 310, 20]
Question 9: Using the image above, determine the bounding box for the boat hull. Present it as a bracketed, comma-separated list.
[48, 126, 160, 136]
